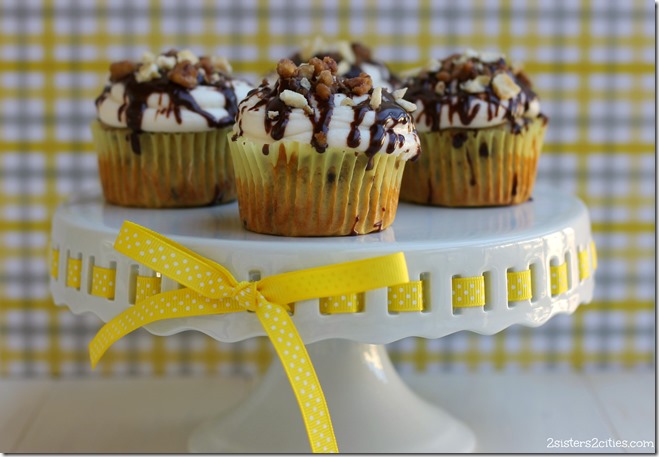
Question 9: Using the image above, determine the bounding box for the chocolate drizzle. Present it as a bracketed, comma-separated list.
[98, 69, 243, 155]
[404, 53, 544, 133]
[235, 58, 418, 169]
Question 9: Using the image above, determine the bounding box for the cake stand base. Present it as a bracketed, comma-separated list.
[188, 339, 475, 453]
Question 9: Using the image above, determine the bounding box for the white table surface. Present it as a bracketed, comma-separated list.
[0, 372, 655, 453]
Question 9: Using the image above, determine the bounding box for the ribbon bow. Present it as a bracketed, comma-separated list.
[89, 221, 411, 453]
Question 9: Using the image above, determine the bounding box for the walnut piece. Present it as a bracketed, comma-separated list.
[344, 72, 372, 96]
[168, 61, 199, 88]
[298, 64, 315, 79]
[434, 81, 446, 95]
[492, 73, 521, 100]
[109, 60, 137, 82]
[315, 82, 331, 101]
[277, 59, 298, 78]
[210, 56, 232, 74]
[267, 111, 279, 119]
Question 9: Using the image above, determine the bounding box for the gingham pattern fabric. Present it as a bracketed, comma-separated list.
[0, 0, 654, 377]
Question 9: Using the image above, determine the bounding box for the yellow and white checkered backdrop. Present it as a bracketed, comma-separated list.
[0, 0, 654, 377]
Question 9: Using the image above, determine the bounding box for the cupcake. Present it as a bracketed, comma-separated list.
[399, 49, 548, 207]
[229, 57, 420, 236]
[92, 49, 253, 208]
[266, 37, 400, 91]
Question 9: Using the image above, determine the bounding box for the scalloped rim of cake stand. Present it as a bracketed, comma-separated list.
[50, 187, 595, 345]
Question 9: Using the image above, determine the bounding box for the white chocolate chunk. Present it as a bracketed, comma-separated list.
[460, 75, 491, 93]
[336, 60, 351, 76]
[392, 87, 407, 100]
[395, 98, 417, 112]
[369, 86, 382, 109]
[177, 49, 199, 65]
[135, 62, 160, 82]
[337, 40, 356, 64]
[156, 55, 176, 70]
[210, 56, 232, 74]
[300, 77, 311, 90]
[267, 111, 279, 119]
[340, 97, 355, 106]
[492, 73, 521, 100]
[280, 89, 312, 113]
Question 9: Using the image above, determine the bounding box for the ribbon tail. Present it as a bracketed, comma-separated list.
[89, 288, 243, 368]
[254, 299, 339, 453]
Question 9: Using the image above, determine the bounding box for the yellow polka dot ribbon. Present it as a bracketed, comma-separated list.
[89, 221, 411, 454]
[507, 270, 533, 302]
[452, 276, 486, 308]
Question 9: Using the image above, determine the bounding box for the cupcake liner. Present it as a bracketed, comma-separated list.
[229, 137, 407, 236]
[400, 117, 547, 207]
[91, 120, 236, 208]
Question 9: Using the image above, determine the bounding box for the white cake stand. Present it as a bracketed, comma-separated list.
[49, 187, 596, 453]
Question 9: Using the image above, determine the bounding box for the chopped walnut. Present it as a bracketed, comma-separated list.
[436, 71, 451, 82]
[267, 111, 279, 119]
[109, 60, 137, 82]
[322, 56, 338, 75]
[369, 86, 382, 109]
[315, 82, 331, 101]
[210, 56, 232, 74]
[492, 73, 521, 99]
[168, 61, 199, 88]
[434, 81, 446, 95]
[317, 69, 333, 86]
[352, 42, 372, 61]
[298, 64, 315, 79]
[344, 72, 372, 96]
[277, 59, 298, 78]
[308, 57, 326, 76]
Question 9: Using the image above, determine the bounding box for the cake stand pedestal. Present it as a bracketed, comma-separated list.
[189, 339, 474, 453]
[49, 187, 596, 453]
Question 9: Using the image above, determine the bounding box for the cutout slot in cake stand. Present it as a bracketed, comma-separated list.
[49, 188, 595, 453]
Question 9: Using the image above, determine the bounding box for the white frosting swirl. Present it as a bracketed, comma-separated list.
[233, 88, 419, 161]
[97, 80, 253, 132]
[412, 92, 541, 132]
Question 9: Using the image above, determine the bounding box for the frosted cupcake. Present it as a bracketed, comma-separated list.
[230, 57, 420, 236]
[92, 49, 252, 208]
[399, 49, 548, 207]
